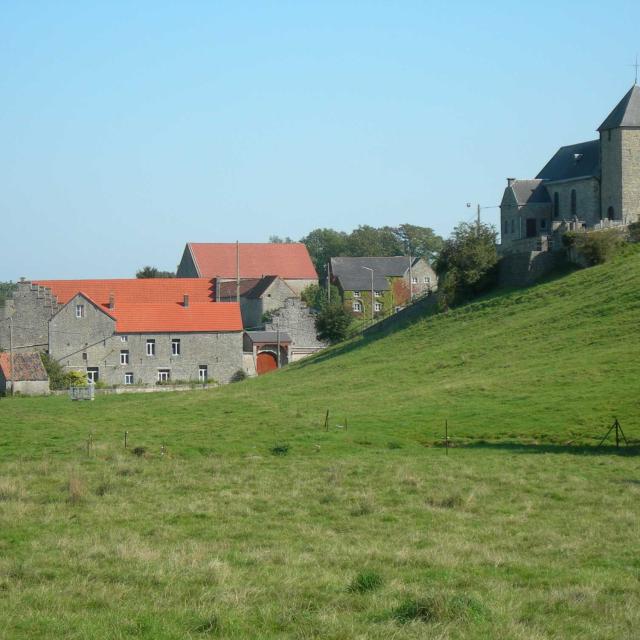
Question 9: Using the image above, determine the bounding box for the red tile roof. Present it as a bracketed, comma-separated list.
[0, 352, 48, 381]
[31, 279, 242, 333]
[188, 243, 318, 279]
[33, 278, 215, 305]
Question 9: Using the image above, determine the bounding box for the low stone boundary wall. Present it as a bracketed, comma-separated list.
[51, 383, 218, 397]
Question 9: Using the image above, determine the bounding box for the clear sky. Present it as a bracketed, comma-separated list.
[2, 1, 639, 280]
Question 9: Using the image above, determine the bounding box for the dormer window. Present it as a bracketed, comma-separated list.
[75, 304, 85, 319]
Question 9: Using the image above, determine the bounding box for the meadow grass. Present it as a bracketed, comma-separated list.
[1, 248, 640, 638]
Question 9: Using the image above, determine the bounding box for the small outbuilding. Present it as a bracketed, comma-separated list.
[0, 352, 50, 396]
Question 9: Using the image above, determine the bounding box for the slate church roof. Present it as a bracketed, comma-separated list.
[598, 84, 640, 131]
[536, 140, 601, 182]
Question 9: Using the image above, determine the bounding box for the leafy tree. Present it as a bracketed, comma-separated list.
[315, 302, 352, 344]
[0, 281, 17, 307]
[269, 235, 294, 243]
[348, 225, 403, 257]
[392, 224, 444, 261]
[40, 353, 87, 389]
[301, 283, 341, 310]
[136, 266, 176, 278]
[435, 222, 498, 309]
[300, 228, 349, 275]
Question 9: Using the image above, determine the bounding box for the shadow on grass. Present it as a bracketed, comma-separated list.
[460, 440, 640, 456]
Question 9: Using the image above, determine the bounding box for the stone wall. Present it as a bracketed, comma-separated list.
[283, 278, 317, 296]
[500, 186, 552, 247]
[0, 282, 59, 353]
[621, 128, 640, 224]
[498, 251, 567, 288]
[547, 177, 600, 230]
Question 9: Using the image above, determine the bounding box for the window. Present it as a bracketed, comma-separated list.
[374, 302, 382, 312]
[374, 290, 382, 297]
[146, 340, 155, 357]
[198, 365, 208, 382]
[608, 206, 615, 221]
[352, 301, 362, 312]
[411, 276, 418, 284]
[120, 335, 128, 342]
[540, 219, 547, 230]
[124, 373, 133, 385]
[423, 276, 431, 284]
[82, 352, 87, 361]
[570, 189, 577, 216]
[87, 367, 99, 383]
[171, 339, 181, 356]
[353, 291, 361, 298]
[504, 219, 509, 234]
[511, 219, 515, 234]
[120, 350, 129, 365]
[75, 304, 84, 318]
[157, 369, 170, 382]
[553, 192, 560, 218]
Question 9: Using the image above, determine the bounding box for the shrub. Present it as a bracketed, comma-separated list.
[348, 570, 383, 593]
[392, 597, 442, 623]
[315, 302, 352, 343]
[65, 370, 88, 388]
[628, 222, 640, 243]
[132, 446, 147, 457]
[573, 229, 625, 266]
[230, 369, 247, 383]
[270, 443, 290, 456]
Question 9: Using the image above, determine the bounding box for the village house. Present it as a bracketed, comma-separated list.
[0, 279, 243, 386]
[330, 256, 437, 317]
[176, 242, 318, 295]
[500, 84, 640, 252]
[0, 352, 50, 396]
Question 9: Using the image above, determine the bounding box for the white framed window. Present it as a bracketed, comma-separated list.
[374, 302, 382, 312]
[374, 290, 382, 298]
[353, 291, 361, 298]
[157, 369, 170, 382]
[146, 340, 155, 357]
[424, 276, 431, 284]
[75, 304, 85, 318]
[124, 373, 133, 385]
[352, 301, 362, 312]
[120, 350, 129, 365]
[411, 276, 418, 284]
[86, 367, 99, 383]
[171, 339, 181, 356]
[198, 365, 208, 382]
[120, 335, 128, 342]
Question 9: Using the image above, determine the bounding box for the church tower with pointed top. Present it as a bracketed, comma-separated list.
[599, 84, 640, 224]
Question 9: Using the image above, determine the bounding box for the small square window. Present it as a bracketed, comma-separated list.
[120, 335, 128, 342]
[82, 352, 87, 361]
[146, 340, 155, 357]
[75, 304, 85, 318]
[120, 350, 129, 365]
[423, 276, 431, 284]
[411, 277, 418, 284]
[353, 291, 361, 298]
[540, 219, 547, 230]
[352, 301, 362, 312]
[124, 373, 133, 385]
[374, 302, 382, 312]
[373, 290, 382, 298]
[171, 339, 181, 356]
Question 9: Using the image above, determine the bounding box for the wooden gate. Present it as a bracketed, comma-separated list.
[256, 352, 278, 375]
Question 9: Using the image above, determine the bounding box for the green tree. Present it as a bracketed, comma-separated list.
[301, 283, 341, 310]
[315, 302, 352, 344]
[0, 281, 17, 307]
[300, 228, 349, 275]
[435, 222, 499, 309]
[348, 225, 403, 257]
[136, 266, 176, 278]
[269, 235, 294, 243]
[391, 224, 443, 261]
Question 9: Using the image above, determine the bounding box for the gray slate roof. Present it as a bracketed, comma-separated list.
[509, 179, 551, 205]
[245, 330, 292, 343]
[330, 256, 418, 291]
[536, 140, 600, 182]
[598, 84, 640, 131]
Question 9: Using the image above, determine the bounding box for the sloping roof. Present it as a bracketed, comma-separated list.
[0, 352, 48, 381]
[107, 302, 242, 333]
[187, 243, 318, 280]
[218, 278, 262, 299]
[509, 179, 551, 205]
[330, 256, 419, 291]
[535, 140, 600, 182]
[245, 330, 292, 343]
[598, 84, 640, 131]
[33, 278, 215, 305]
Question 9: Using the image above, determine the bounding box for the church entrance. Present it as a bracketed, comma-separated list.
[526, 218, 537, 238]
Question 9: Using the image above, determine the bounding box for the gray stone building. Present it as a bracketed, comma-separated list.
[500, 84, 640, 252]
[1, 279, 243, 387]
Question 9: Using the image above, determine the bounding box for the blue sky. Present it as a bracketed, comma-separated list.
[1, 1, 639, 279]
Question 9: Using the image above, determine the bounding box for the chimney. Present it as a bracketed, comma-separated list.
[109, 294, 115, 310]
[507, 178, 516, 187]
[183, 294, 189, 308]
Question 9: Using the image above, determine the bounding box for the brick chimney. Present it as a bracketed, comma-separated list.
[183, 294, 189, 308]
[109, 294, 115, 310]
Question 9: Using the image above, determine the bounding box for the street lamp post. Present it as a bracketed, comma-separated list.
[361, 267, 374, 322]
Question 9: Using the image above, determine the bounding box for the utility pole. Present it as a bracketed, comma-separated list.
[408, 254, 413, 301]
[477, 203, 481, 233]
[361, 266, 374, 322]
[8, 317, 14, 396]
[276, 318, 281, 369]
[327, 261, 331, 303]
[236, 240, 240, 303]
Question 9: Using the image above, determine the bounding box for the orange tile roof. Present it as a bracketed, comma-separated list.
[188, 243, 318, 279]
[33, 278, 215, 305]
[0, 352, 48, 381]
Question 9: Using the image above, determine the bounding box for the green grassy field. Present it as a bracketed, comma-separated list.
[1, 249, 640, 638]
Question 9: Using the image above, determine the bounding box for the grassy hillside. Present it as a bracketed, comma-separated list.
[1, 248, 640, 638]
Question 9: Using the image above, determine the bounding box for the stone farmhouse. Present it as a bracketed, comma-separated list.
[0, 279, 243, 386]
[0, 352, 50, 396]
[177, 242, 318, 295]
[330, 256, 437, 317]
[500, 84, 640, 254]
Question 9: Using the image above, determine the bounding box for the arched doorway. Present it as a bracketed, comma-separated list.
[256, 351, 278, 375]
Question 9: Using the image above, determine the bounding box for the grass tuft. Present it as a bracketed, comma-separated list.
[270, 443, 290, 456]
[191, 614, 220, 634]
[67, 473, 85, 504]
[347, 570, 383, 593]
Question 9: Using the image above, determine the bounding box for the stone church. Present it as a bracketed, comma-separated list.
[500, 84, 640, 251]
